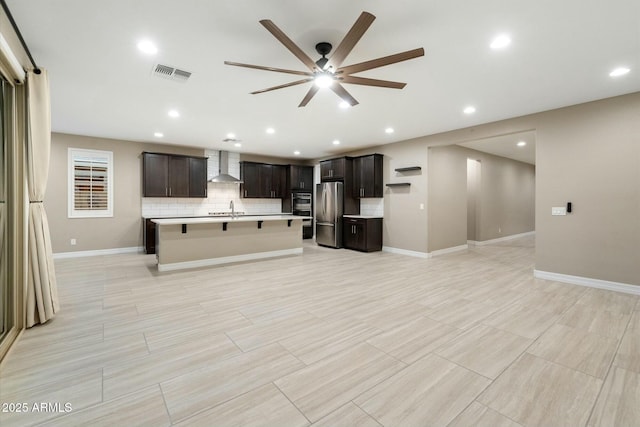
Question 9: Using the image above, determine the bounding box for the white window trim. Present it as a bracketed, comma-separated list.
[68, 148, 114, 218]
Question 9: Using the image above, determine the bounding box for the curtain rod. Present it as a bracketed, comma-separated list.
[0, 0, 40, 74]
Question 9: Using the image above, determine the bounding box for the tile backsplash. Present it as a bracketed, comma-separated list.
[141, 150, 282, 217]
[360, 198, 384, 217]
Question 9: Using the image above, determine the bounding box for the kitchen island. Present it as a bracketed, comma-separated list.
[151, 215, 311, 271]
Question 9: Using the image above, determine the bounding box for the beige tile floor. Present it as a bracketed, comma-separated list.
[1, 235, 639, 426]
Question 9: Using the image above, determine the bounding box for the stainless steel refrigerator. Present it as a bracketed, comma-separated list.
[315, 182, 343, 248]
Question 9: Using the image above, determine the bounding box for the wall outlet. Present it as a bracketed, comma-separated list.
[70, 238, 76, 245]
[419, 203, 424, 210]
[498, 227, 501, 233]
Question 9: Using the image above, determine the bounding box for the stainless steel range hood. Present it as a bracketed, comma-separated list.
[208, 151, 243, 183]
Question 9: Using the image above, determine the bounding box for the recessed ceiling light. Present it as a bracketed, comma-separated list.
[609, 67, 630, 77]
[339, 101, 350, 109]
[463, 106, 476, 114]
[266, 127, 275, 134]
[333, 140, 340, 145]
[385, 127, 394, 134]
[234, 142, 242, 148]
[226, 132, 236, 139]
[294, 150, 301, 155]
[168, 109, 180, 118]
[137, 39, 158, 55]
[517, 141, 527, 147]
[490, 34, 511, 50]
[153, 132, 163, 138]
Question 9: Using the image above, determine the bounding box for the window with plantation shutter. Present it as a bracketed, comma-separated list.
[68, 148, 113, 218]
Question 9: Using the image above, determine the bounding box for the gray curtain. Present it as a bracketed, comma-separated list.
[26, 69, 58, 327]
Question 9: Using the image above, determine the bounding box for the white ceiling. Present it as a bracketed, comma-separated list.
[7, 0, 640, 160]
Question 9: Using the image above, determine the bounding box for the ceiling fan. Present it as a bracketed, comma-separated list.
[224, 11, 425, 107]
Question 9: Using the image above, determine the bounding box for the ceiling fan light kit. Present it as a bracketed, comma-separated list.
[224, 11, 424, 107]
[314, 72, 334, 88]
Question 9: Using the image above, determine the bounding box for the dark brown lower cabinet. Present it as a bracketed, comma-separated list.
[144, 218, 156, 254]
[343, 217, 382, 252]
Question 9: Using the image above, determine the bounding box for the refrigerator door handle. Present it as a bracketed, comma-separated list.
[323, 188, 327, 216]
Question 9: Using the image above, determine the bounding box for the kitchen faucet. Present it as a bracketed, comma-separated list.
[230, 200, 235, 218]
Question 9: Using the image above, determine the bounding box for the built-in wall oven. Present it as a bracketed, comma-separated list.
[292, 192, 313, 239]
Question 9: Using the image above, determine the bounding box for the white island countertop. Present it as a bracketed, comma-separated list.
[144, 212, 294, 219]
[152, 215, 312, 225]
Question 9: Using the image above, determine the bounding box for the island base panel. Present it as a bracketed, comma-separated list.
[156, 220, 303, 271]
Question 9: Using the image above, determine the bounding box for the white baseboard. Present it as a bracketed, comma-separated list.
[157, 248, 303, 272]
[53, 246, 144, 259]
[429, 244, 469, 258]
[382, 246, 429, 259]
[469, 231, 535, 246]
[534, 269, 640, 296]
[382, 244, 469, 259]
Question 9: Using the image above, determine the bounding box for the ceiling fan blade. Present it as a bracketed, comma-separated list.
[339, 75, 406, 89]
[330, 83, 359, 106]
[298, 86, 319, 107]
[250, 78, 313, 95]
[224, 61, 313, 76]
[325, 11, 376, 71]
[259, 19, 318, 71]
[338, 47, 425, 75]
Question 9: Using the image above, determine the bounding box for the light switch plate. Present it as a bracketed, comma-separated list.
[552, 207, 567, 216]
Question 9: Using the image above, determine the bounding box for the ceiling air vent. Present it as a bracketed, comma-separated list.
[152, 64, 192, 82]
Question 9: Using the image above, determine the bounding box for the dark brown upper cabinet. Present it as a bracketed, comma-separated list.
[142, 152, 207, 198]
[168, 156, 189, 197]
[240, 161, 262, 198]
[289, 165, 314, 191]
[353, 154, 383, 198]
[320, 157, 352, 182]
[188, 157, 207, 198]
[240, 161, 287, 198]
[267, 164, 287, 198]
[143, 153, 169, 197]
[318, 156, 358, 215]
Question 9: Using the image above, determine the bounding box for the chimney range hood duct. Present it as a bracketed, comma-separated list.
[209, 151, 243, 183]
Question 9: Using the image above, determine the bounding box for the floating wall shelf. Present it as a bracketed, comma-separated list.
[386, 183, 411, 187]
[395, 166, 421, 172]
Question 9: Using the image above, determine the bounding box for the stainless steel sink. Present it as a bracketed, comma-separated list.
[208, 211, 245, 217]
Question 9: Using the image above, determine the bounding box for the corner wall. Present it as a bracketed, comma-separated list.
[46, 134, 304, 254]
[340, 92, 639, 286]
[426, 145, 468, 252]
[534, 95, 640, 285]
[46, 133, 203, 253]
[339, 139, 430, 255]
[415, 92, 639, 286]
[426, 145, 535, 252]
[460, 146, 535, 242]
